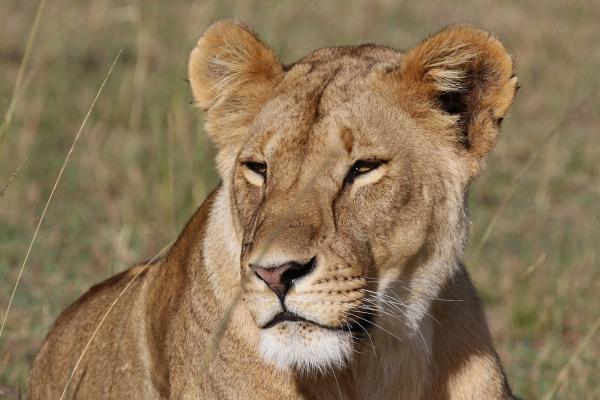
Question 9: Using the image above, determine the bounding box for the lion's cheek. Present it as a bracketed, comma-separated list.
[370, 205, 433, 277]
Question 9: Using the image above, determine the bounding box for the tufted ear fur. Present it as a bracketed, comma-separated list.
[188, 20, 283, 151]
[392, 25, 518, 170]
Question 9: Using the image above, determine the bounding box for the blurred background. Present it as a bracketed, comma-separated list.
[1, 0, 599, 398]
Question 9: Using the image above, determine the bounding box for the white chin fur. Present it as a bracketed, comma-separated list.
[259, 322, 353, 373]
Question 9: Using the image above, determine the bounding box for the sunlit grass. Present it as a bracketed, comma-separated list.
[0, 1, 599, 398]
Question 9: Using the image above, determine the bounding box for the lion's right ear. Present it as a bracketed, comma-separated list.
[188, 20, 283, 150]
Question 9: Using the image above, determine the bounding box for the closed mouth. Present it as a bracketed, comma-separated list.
[262, 310, 373, 334]
[262, 311, 310, 329]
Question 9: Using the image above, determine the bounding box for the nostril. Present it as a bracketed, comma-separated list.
[250, 257, 317, 299]
[281, 256, 316, 285]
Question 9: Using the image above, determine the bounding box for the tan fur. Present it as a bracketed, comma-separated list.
[28, 21, 518, 399]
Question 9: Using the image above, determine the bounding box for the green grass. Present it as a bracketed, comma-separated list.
[1, 1, 599, 398]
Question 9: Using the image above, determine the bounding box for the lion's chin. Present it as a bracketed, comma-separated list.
[258, 321, 353, 372]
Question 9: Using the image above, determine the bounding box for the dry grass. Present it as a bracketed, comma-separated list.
[0, 48, 121, 338]
[1, 1, 599, 398]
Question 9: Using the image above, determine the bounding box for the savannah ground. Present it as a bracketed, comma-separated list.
[0, 1, 599, 398]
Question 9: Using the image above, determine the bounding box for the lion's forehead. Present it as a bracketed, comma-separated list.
[267, 46, 401, 119]
[252, 61, 390, 153]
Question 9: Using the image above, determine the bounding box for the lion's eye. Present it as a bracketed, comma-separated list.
[346, 160, 383, 180]
[345, 159, 384, 185]
[242, 161, 267, 186]
[351, 160, 381, 175]
[244, 161, 267, 176]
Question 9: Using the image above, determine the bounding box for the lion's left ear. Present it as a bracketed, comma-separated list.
[393, 25, 518, 164]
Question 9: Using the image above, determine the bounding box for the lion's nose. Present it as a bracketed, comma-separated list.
[251, 257, 316, 300]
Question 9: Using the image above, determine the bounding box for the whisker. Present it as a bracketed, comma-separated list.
[345, 312, 404, 344]
[360, 297, 411, 322]
[357, 303, 408, 322]
[344, 314, 377, 357]
[361, 281, 465, 302]
[362, 296, 442, 328]
[363, 291, 443, 327]
[328, 365, 343, 400]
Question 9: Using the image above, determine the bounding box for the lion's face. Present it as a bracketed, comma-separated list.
[189, 22, 517, 371]
[234, 74, 444, 371]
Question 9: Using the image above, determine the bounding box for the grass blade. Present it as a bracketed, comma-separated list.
[542, 314, 600, 400]
[0, 49, 122, 338]
[0, 0, 48, 145]
[471, 87, 598, 264]
[0, 157, 28, 198]
[58, 241, 173, 400]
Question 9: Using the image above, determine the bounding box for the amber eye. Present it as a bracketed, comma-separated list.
[344, 159, 384, 185]
[352, 160, 381, 174]
[243, 161, 267, 176]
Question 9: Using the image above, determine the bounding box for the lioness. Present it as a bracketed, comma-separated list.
[28, 20, 518, 399]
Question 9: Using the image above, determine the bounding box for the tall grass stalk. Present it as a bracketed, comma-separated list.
[542, 314, 600, 400]
[0, 0, 47, 146]
[0, 157, 28, 198]
[0, 50, 122, 338]
[58, 240, 173, 400]
[471, 87, 598, 264]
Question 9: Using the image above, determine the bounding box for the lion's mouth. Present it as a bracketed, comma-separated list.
[262, 311, 311, 328]
[262, 310, 373, 334]
[263, 311, 346, 332]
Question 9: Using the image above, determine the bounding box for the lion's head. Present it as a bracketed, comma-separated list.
[189, 20, 516, 372]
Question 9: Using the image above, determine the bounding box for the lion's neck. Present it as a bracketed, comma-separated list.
[202, 183, 243, 303]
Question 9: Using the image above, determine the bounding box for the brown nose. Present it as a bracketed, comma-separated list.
[251, 257, 316, 300]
